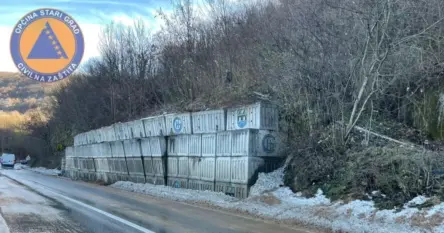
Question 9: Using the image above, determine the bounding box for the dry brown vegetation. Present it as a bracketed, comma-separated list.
[10, 0, 444, 207]
[0, 111, 26, 130]
[0, 72, 48, 113]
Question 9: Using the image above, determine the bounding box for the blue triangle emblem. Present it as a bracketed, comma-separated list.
[27, 22, 68, 59]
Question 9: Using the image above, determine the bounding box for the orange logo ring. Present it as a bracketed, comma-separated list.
[10, 8, 84, 82]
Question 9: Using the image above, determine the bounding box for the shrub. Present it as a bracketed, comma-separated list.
[286, 144, 444, 209]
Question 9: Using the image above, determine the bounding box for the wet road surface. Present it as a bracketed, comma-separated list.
[0, 169, 318, 233]
[0, 175, 88, 233]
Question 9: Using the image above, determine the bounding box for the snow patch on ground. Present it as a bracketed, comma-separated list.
[275, 188, 331, 206]
[249, 167, 284, 196]
[111, 181, 237, 204]
[27, 167, 61, 176]
[407, 196, 429, 206]
[13, 164, 24, 170]
[112, 167, 444, 233]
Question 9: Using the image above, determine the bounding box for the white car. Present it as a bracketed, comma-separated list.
[1, 153, 16, 168]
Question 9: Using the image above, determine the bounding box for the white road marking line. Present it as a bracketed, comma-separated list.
[29, 183, 156, 233]
[0, 212, 10, 233]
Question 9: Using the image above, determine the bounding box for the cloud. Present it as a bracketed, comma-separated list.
[0, 0, 165, 26]
[81, 23, 103, 61]
[111, 14, 138, 26]
[0, 26, 16, 72]
[51, 0, 156, 7]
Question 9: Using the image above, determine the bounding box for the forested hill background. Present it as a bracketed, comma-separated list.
[3, 0, 444, 208]
[0, 72, 53, 166]
[0, 72, 47, 113]
[0, 72, 53, 133]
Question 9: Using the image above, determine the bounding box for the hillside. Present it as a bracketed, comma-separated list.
[0, 72, 48, 113]
[0, 72, 56, 131]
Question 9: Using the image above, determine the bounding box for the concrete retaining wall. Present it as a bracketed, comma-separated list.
[66, 101, 284, 198]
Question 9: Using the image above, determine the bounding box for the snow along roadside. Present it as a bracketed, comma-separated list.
[16, 164, 61, 176]
[111, 167, 444, 233]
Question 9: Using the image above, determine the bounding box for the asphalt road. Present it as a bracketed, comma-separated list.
[0, 174, 88, 233]
[0, 169, 317, 233]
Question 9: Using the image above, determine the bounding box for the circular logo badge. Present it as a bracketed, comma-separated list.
[10, 8, 84, 82]
[262, 134, 276, 153]
[173, 117, 182, 133]
[237, 109, 247, 128]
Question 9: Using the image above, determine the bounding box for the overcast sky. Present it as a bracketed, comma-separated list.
[0, 0, 172, 72]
